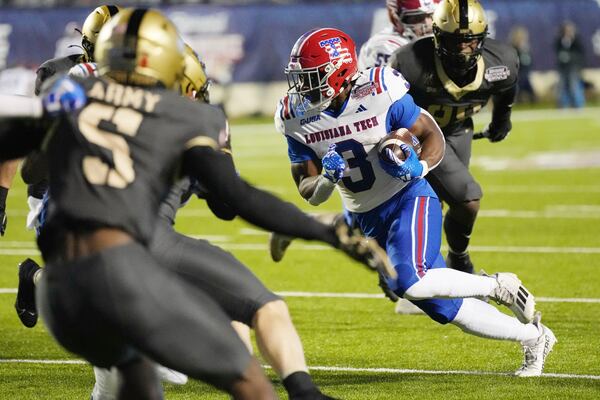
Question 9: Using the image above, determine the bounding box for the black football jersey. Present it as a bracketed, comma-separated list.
[40, 76, 228, 243]
[35, 54, 83, 95]
[389, 37, 518, 134]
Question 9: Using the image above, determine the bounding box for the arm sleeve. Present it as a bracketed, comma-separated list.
[182, 145, 338, 246]
[385, 93, 421, 133]
[489, 83, 516, 136]
[35, 65, 53, 96]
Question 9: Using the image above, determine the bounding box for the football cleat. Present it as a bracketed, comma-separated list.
[486, 271, 536, 324]
[156, 365, 188, 385]
[269, 232, 293, 262]
[333, 215, 397, 280]
[394, 298, 425, 315]
[515, 312, 557, 377]
[15, 258, 41, 328]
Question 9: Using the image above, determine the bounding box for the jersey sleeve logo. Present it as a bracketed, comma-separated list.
[351, 82, 377, 100]
[484, 66, 510, 82]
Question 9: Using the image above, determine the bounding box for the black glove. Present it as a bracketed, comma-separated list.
[474, 123, 511, 143]
[332, 215, 397, 280]
[378, 271, 399, 303]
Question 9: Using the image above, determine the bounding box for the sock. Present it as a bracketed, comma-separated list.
[283, 371, 319, 398]
[0, 186, 8, 210]
[444, 211, 474, 256]
[404, 268, 497, 299]
[452, 298, 540, 342]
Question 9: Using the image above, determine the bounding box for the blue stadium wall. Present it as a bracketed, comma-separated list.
[0, 0, 599, 82]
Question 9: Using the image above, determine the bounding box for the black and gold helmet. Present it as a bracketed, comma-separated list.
[81, 5, 121, 62]
[432, 0, 487, 74]
[94, 8, 185, 91]
[181, 44, 211, 103]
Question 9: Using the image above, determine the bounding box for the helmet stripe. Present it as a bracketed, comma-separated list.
[458, 0, 469, 30]
[106, 5, 119, 17]
[126, 8, 148, 38]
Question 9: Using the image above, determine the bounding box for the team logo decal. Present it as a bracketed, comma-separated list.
[485, 66, 510, 82]
[319, 37, 353, 64]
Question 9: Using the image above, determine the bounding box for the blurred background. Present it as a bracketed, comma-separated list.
[0, 0, 599, 117]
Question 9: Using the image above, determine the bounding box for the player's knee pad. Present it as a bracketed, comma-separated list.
[412, 298, 463, 325]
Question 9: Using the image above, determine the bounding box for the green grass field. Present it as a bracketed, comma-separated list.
[1, 107, 600, 399]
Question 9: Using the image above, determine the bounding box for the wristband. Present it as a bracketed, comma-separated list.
[419, 160, 429, 178]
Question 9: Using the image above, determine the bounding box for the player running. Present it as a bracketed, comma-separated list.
[389, 0, 520, 274]
[274, 27, 555, 377]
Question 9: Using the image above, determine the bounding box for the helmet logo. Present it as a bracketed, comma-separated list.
[319, 37, 352, 64]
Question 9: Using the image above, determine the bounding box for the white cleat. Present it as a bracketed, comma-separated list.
[487, 272, 536, 323]
[394, 298, 425, 315]
[156, 365, 188, 385]
[515, 312, 557, 377]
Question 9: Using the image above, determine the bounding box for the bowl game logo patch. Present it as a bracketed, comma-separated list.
[485, 66, 510, 82]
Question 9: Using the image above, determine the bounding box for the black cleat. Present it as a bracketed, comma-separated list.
[15, 258, 41, 328]
[446, 252, 475, 274]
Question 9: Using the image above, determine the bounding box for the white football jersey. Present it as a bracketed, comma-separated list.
[358, 27, 410, 70]
[275, 67, 421, 213]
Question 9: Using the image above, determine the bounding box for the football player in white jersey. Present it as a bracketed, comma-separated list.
[274, 28, 556, 377]
[358, 0, 439, 70]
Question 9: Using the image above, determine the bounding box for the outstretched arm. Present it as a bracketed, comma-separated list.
[183, 145, 339, 246]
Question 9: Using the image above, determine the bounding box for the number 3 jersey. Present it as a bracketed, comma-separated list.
[39, 75, 229, 244]
[275, 66, 432, 213]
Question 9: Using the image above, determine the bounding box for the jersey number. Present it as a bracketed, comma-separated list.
[78, 103, 143, 188]
[334, 139, 375, 193]
[427, 104, 482, 128]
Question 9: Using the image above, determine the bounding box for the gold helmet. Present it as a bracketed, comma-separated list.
[181, 44, 211, 103]
[95, 8, 185, 90]
[432, 0, 487, 74]
[81, 5, 121, 62]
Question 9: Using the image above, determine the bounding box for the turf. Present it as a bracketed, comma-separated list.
[1, 107, 599, 399]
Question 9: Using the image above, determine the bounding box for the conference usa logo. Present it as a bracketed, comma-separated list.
[319, 37, 352, 64]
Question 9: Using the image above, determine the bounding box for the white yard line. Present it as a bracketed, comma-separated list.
[0, 359, 597, 380]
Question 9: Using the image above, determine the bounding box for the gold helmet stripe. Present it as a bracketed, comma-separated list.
[459, 0, 469, 30]
[106, 5, 120, 17]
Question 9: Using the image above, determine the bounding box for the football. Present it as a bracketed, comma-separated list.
[377, 128, 422, 164]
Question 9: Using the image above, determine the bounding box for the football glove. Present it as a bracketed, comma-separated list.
[43, 77, 87, 115]
[378, 270, 399, 303]
[322, 144, 346, 183]
[332, 215, 397, 280]
[473, 126, 510, 143]
[379, 144, 424, 182]
[0, 209, 6, 236]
